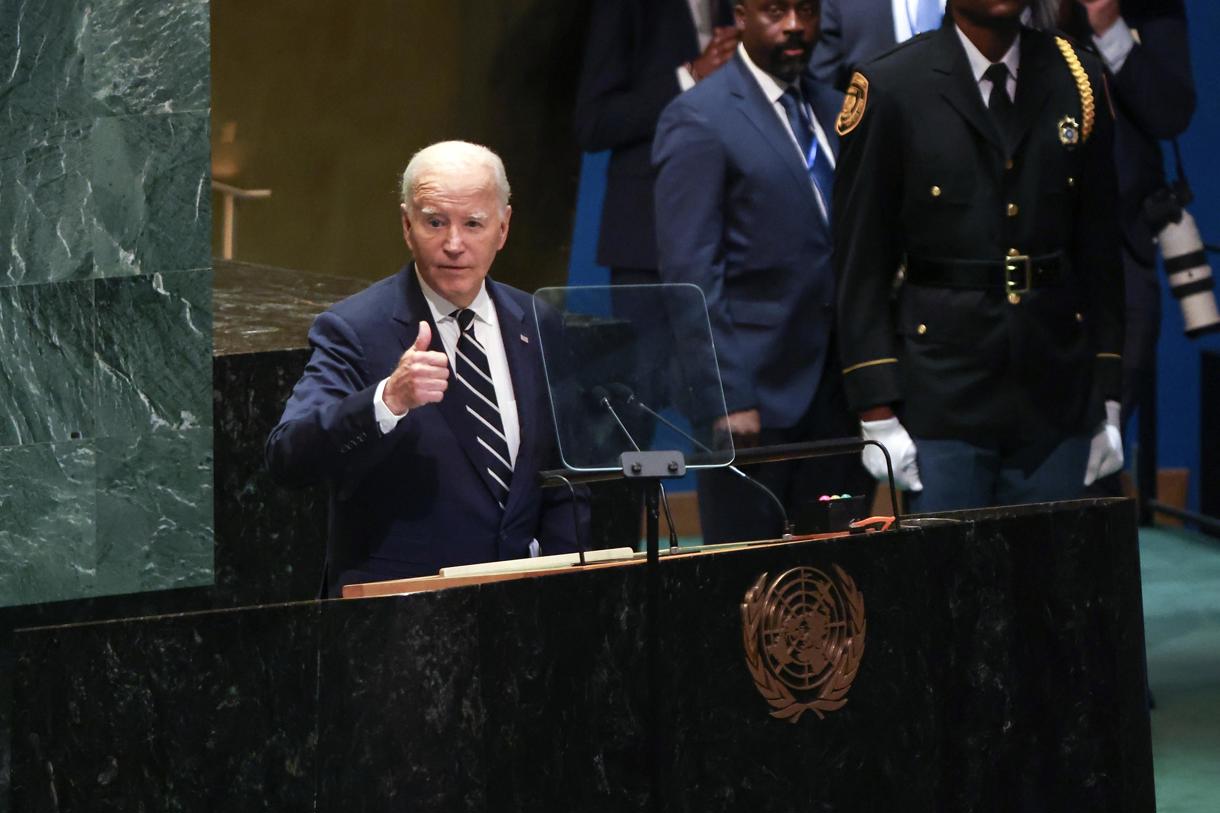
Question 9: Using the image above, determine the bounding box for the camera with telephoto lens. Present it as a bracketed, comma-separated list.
[1144, 180, 1220, 338]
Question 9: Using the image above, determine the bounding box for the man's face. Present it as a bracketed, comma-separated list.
[735, 0, 820, 82]
[401, 166, 510, 309]
[950, 0, 1028, 26]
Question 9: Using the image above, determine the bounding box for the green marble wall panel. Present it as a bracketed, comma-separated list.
[0, 0, 209, 126]
[0, 119, 96, 285]
[87, 0, 211, 116]
[0, 442, 95, 606]
[0, 279, 94, 447]
[95, 268, 213, 437]
[0, 0, 91, 126]
[95, 430, 213, 596]
[91, 113, 211, 276]
[0, 0, 214, 608]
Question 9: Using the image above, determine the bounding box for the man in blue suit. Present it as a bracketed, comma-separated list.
[653, 0, 868, 544]
[267, 141, 588, 596]
[812, 0, 947, 90]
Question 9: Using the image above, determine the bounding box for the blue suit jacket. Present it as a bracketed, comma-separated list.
[574, 0, 733, 269]
[652, 54, 845, 429]
[811, 0, 900, 91]
[266, 266, 588, 596]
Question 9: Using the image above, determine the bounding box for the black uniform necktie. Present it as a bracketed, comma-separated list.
[452, 308, 513, 508]
[984, 62, 1016, 150]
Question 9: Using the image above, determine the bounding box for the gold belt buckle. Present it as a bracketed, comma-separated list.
[1005, 254, 1032, 294]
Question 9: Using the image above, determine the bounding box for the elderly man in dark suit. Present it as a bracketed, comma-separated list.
[267, 141, 588, 596]
[653, 0, 867, 544]
[834, 0, 1126, 510]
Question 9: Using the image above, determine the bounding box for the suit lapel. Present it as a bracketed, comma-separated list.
[490, 281, 538, 519]
[930, 24, 1007, 156]
[391, 264, 444, 355]
[728, 55, 820, 213]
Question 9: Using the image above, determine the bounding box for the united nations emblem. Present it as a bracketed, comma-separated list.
[1058, 115, 1081, 149]
[836, 72, 869, 137]
[741, 566, 866, 723]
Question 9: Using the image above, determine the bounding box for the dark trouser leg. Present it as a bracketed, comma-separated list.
[995, 434, 1092, 505]
[906, 438, 1001, 513]
[696, 354, 870, 544]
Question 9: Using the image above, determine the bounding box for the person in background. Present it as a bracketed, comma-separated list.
[1042, 0, 1195, 498]
[811, 0, 947, 90]
[835, 0, 1126, 511]
[653, 0, 868, 544]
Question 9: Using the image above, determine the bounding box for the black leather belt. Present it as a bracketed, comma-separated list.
[906, 253, 1066, 293]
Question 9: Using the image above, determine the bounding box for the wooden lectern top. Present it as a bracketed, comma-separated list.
[340, 518, 895, 599]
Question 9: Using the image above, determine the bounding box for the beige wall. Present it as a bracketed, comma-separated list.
[210, 0, 589, 291]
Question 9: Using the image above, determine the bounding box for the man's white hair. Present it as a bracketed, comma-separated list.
[399, 140, 511, 213]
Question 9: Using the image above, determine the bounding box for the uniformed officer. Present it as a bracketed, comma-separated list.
[833, 0, 1126, 511]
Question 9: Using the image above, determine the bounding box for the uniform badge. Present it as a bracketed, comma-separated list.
[742, 565, 866, 722]
[1058, 116, 1081, 148]
[836, 72, 869, 137]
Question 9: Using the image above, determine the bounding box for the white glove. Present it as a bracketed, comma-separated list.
[860, 417, 923, 492]
[1084, 400, 1124, 486]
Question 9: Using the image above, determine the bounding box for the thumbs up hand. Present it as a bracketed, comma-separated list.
[383, 321, 450, 413]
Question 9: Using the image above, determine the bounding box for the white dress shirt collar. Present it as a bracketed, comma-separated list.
[954, 24, 1021, 102]
[736, 42, 836, 220]
[738, 41, 791, 104]
[415, 268, 495, 328]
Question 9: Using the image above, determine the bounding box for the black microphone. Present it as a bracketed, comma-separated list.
[588, 384, 682, 551]
[605, 384, 793, 540]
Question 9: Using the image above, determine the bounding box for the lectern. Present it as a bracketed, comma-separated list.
[12, 499, 1153, 812]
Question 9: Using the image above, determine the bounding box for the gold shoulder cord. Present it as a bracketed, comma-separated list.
[1054, 36, 1095, 142]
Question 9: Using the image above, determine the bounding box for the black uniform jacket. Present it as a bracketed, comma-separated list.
[834, 24, 1124, 453]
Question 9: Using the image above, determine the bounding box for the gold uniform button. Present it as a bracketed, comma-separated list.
[1007, 203, 1019, 217]
[1075, 312, 1085, 322]
[917, 323, 928, 335]
[1067, 176, 1076, 188]
[931, 185, 942, 197]
[1005, 159, 1014, 170]
[1007, 247, 1020, 257]
[1008, 292, 1022, 305]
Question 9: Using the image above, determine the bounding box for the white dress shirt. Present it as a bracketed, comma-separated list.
[374, 271, 521, 468]
[954, 24, 1020, 105]
[737, 42, 835, 222]
[1093, 17, 1136, 74]
[892, 0, 947, 44]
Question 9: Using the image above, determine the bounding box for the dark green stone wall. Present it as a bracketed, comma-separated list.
[0, 0, 214, 607]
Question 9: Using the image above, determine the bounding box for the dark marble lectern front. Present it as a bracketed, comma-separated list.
[11, 499, 1151, 812]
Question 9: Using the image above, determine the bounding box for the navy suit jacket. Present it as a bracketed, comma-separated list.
[811, 0, 900, 91]
[652, 53, 844, 429]
[575, 0, 733, 269]
[266, 266, 588, 597]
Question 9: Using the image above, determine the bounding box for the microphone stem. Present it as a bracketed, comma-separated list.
[632, 398, 792, 538]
